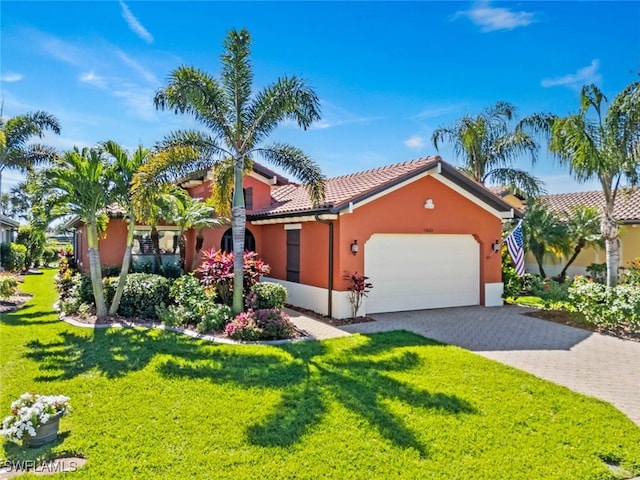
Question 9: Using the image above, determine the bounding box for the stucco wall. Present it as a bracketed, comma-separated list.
[253, 174, 503, 306]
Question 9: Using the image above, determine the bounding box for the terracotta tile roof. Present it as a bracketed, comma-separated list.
[250, 156, 442, 217]
[250, 156, 515, 218]
[540, 188, 640, 223]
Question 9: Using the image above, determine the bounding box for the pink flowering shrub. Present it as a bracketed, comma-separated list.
[225, 308, 295, 341]
[198, 250, 270, 306]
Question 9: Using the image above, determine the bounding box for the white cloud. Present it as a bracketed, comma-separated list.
[113, 86, 157, 120]
[79, 71, 108, 89]
[307, 100, 379, 130]
[37, 32, 84, 66]
[115, 49, 158, 85]
[456, 1, 535, 32]
[541, 59, 602, 89]
[119, 1, 154, 44]
[404, 135, 425, 148]
[411, 105, 460, 120]
[0, 73, 23, 83]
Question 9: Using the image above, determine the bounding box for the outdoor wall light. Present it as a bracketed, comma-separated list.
[492, 240, 501, 254]
[350, 240, 359, 255]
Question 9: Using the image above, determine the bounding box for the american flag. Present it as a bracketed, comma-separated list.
[506, 220, 525, 277]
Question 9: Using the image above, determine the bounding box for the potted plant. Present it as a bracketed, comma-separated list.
[0, 393, 70, 447]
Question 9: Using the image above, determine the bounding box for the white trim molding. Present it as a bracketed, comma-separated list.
[262, 277, 361, 319]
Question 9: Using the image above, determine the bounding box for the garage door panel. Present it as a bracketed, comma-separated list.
[365, 234, 480, 314]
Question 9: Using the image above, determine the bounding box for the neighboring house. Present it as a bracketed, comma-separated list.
[533, 189, 640, 277]
[67, 157, 517, 318]
[0, 215, 19, 244]
[485, 186, 526, 213]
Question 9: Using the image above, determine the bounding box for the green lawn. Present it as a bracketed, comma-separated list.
[1, 270, 639, 479]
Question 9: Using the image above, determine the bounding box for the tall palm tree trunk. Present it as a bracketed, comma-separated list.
[86, 222, 107, 318]
[602, 210, 620, 287]
[231, 159, 246, 314]
[109, 219, 135, 316]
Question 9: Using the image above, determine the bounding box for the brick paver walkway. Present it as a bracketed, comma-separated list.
[340, 305, 640, 426]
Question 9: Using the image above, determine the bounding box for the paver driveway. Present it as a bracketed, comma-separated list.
[340, 305, 640, 426]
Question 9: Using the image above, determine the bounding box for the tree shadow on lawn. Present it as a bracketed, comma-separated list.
[23, 327, 240, 381]
[1, 299, 59, 326]
[158, 331, 475, 457]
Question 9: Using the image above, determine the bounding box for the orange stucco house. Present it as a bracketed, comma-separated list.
[67, 156, 517, 319]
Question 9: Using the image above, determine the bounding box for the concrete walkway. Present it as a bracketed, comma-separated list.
[337, 305, 640, 426]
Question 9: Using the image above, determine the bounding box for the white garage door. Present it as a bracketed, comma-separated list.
[364, 234, 480, 314]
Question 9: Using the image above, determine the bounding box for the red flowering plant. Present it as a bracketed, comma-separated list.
[198, 250, 270, 307]
[344, 272, 373, 320]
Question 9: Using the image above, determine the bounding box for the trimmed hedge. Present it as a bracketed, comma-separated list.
[1, 243, 27, 272]
[251, 282, 287, 309]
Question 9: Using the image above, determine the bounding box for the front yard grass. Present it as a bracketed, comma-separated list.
[1, 270, 639, 479]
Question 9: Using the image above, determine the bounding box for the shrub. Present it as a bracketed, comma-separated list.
[621, 258, 640, 286]
[568, 276, 640, 327]
[116, 274, 170, 319]
[501, 245, 522, 298]
[225, 308, 295, 341]
[586, 263, 607, 284]
[0, 276, 18, 299]
[16, 225, 46, 268]
[1, 243, 27, 272]
[344, 272, 372, 320]
[161, 274, 232, 330]
[154, 302, 182, 327]
[41, 247, 58, 267]
[198, 249, 270, 307]
[131, 260, 153, 274]
[160, 262, 183, 279]
[251, 282, 287, 309]
[197, 304, 233, 333]
[522, 274, 570, 303]
[101, 265, 122, 278]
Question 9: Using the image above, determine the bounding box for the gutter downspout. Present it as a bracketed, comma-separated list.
[315, 214, 334, 318]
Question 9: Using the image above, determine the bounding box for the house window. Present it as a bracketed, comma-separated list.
[243, 187, 253, 210]
[286, 229, 300, 283]
[132, 227, 181, 256]
[220, 228, 256, 253]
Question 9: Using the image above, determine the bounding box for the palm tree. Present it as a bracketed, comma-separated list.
[530, 82, 640, 286]
[0, 111, 61, 194]
[522, 199, 568, 277]
[137, 28, 325, 314]
[432, 102, 544, 196]
[44, 147, 111, 318]
[162, 188, 224, 271]
[101, 141, 152, 316]
[557, 205, 603, 281]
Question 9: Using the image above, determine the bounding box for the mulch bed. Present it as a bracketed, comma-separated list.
[286, 304, 375, 327]
[0, 293, 33, 314]
[61, 312, 308, 340]
[524, 309, 640, 343]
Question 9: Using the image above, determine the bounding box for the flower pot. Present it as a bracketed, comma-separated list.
[28, 411, 63, 447]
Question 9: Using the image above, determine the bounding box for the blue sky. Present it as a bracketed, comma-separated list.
[1, 1, 639, 194]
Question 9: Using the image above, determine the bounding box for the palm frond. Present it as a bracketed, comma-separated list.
[485, 167, 546, 197]
[245, 76, 321, 150]
[221, 28, 253, 140]
[154, 67, 232, 141]
[255, 143, 326, 206]
[4, 111, 60, 149]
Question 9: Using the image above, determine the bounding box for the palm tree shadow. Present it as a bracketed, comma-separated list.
[161, 332, 476, 456]
[24, 327, 215, 380]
